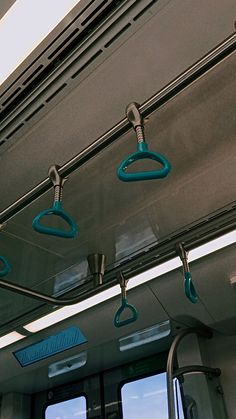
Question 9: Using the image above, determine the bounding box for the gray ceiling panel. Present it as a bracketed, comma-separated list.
[148, 245, 236, 334]
[187, 245, 236, 332]
[0, 0, 236, 394]
[0, 50, 235, 328]
[0, 284, 169, 393]
[147, 270, 215, 327]
[0, 0, 236, 208]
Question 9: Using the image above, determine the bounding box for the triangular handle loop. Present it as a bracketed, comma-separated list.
[117, 102, 171, 182]
[184, 271, 198, 304]
[32, 201, 78, 238]
[114, 299, 138, 327]
[32, 165, 78, 239]
[177, 243, 198, 304]
[117, 142, 171, 181]
[0, 256, 11, 277]
[114, 272, 138, 328]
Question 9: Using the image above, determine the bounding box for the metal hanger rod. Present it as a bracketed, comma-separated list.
[0, 33, 236, 224]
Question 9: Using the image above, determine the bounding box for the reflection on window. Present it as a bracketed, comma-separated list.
[121, 373, 184, 419]
[45, 395, 87, 419]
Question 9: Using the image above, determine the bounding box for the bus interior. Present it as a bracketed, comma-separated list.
[0, 0, 236, 418]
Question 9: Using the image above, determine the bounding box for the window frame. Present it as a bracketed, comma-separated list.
[43, 387, 88, 419]
[118, 352, 167, 419]
[118, 353, 186, 419]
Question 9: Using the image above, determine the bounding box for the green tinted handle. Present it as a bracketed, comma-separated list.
[117, 142, 171, 182]
[32, 201, 78, 239]
[114, 299, 138, 328]
[0, 256, 11, 277]
[184, 271, 198, 304]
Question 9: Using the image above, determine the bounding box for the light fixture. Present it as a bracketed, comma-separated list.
[23, 229, 236, 333]
[188, 230, 236, 262]
[0, 331, 25, 349]
[24, 285, 121, 333]
[48, 352, 87, 378]
[119, 320, 171, 352]
[23, 259, 181, 333]
[127, 258, 182, 290]
[0, 0, 81, 85]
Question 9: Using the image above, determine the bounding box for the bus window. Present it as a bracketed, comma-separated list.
[121, 372, 184, 419]
[45, 395, 87, 419]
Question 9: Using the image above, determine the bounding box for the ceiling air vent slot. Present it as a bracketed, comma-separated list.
[22, 65, 44, 86]
[134, 0, 161, 21]
[0, 140, 5, 147]
[25, 104, 45, 122]
[0, 56, 45, 101]
[71, 50, 103, 79]
[0, 0, 125, 119]
[6, 123, 24, 140]
[0, 64, 55, 120]
[72, 0, 98, 23]
[48, 30, 95, 67]
[48, 29, 80, 60]
[44, 0, 98, 56]
[46, 83, 67, 103]
[81, 0, 109, 26]
[2, 87, 21, 107]
[0, 0, 165, 147]
[104, 23, 132, 48]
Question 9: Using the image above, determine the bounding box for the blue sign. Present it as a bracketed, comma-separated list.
[14, 326, 87, 367]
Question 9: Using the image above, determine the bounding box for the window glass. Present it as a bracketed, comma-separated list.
[121, 372, 184, 419]
[45, 395, 87, 419]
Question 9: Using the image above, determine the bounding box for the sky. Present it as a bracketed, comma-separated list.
[45, 372, 185, 419]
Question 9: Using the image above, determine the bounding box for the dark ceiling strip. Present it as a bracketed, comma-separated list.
[0, 32, 236, 224]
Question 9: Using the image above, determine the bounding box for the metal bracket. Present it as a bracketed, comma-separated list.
[118, 271, 129, 301]
[114, 272, 138, 328]
[32, 164, 78, 238]
[176, 242, 198, 304]
[87, 253, 106, 286]
[176, 242, 189, 273]
[48, 164, 67, 203]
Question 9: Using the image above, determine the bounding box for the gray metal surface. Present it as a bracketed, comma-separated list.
[0, 49, 235, 330]
[1, 0, 236, 210]
[1, 32, 235, 222]
[0, 0, 236, 401]
[0, 0, 16, 20]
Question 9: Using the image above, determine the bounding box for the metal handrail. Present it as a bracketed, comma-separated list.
[0, 34, 235, 306]
[166, 328, 212, 419]
[173, 365, 221, 379]
[0, 33, 236, 224]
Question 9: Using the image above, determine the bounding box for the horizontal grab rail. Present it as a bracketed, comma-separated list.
[0, 33, 235, 224]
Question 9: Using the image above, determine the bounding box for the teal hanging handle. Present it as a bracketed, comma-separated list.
[177, 243, 198, 304]
[117, 102, 171, 182]
[32, 165, 78, 239]
[184, 271, 198, 304]
[0, 256, 11, 277]
[114, 273, 138, 328]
